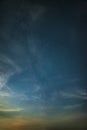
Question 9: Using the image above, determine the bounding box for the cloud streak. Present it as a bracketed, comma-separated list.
[0, 108, 23, 112]
[76, 89, 87, 96]
[0, 54, 22, 91]
[63, 103, 83, 110]
[30, 4, 46, 23]
[0, 108, 23, 119]
[0, 92, 10, 97]
[60, 89, 87, 100]
[60, 92, 87, 100]
[0, 54, 22, 73]
[0, 73, 11, 90]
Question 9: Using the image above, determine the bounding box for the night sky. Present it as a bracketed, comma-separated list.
[0, 0, 87, 129]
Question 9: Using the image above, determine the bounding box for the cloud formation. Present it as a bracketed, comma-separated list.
[0, 92, 10, 97]
[60, 89, 87, 100]
[0, 108, 23, 112]
[0, 54, 22, 73]
[30, 5, 45, 22]
[76, 89, 87, 96]
[63, 103, 83, 110]
[0, 54, 22, 91]
[0, 108, 23, 118]
[0, 54, 24, 102]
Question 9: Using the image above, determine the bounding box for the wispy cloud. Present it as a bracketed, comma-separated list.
[0, 54, 22, 73]
[33, 85, 41, 93]
[63, 103, 83, 110]
[0, 73, 10, 89]
[0, 108, 23, 112]
[60, 89, 87, 100]
[30, 5, 46, 22]
[0, 54, 22, 90]
[17, 93, 29, 101]
[0, 92, 10, 97]
[32, 95, 41, 100]
[0, 108, 23, 118]
[76, 89, 87, 96]
[0, 87, 30, 101]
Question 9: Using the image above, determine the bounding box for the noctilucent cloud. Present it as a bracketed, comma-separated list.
[0, 0, 87, 129]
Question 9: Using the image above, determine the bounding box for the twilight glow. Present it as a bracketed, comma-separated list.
[0, 0, 87, 130]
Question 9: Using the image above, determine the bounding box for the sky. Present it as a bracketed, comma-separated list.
[0, 0, 87, 129]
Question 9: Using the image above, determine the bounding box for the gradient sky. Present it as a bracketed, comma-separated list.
[0, 0, 87, 129]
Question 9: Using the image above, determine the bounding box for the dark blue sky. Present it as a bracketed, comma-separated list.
[0, 0, 87, 126]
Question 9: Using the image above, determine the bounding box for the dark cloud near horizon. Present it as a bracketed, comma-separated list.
[0, 110, 22, 118]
